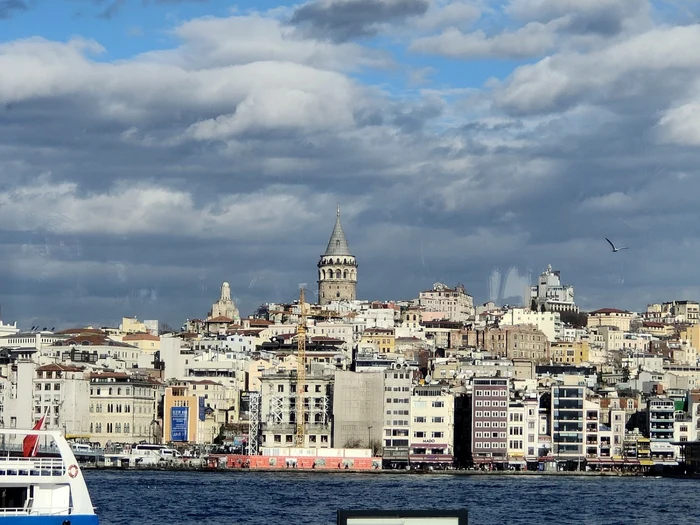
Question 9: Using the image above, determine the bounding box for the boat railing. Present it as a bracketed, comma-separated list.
[0, 506, 73, 516]
[0, 455, 66, 477]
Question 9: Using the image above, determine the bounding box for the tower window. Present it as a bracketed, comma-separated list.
[336, 292, 340, 298]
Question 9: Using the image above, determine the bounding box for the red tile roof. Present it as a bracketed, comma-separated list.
[589, 308, 630, 315]
[207, 316, 234, 323]
[56, 327, 106, 336]
[37, 363, 84, 372]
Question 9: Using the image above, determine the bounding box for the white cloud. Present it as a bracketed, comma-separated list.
[657, 101, 700, 146]
[410, 20, 560, 58]
[495, 25, 700, 115]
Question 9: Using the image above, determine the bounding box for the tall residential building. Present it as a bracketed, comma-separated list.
[382, 365, 413, 466]
[529, 264, 578, 313]
[318, 205, 357, 306]
[419, 283, 474, 322]
[647, 397, 675, 442]
[552, 382, 585, 463]
[409, 385, 454, 467]
[471, 377, 509, 467]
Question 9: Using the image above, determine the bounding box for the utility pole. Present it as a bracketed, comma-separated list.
[368, 425, 373, 449]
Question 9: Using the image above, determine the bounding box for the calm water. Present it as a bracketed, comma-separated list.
[86, 470, 700, 525]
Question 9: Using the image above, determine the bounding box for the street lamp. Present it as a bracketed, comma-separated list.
[367, 425, 373, 450]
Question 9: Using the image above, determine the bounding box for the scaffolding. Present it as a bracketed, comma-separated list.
[295, 286, 307, 447]
[248, 391, 261, 456]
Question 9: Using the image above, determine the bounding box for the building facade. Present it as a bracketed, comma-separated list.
[418, 283, 474, 323]
[318, 206, 357, 305]
[258, 369, 334, 449]
[529, 264, 578, 313]
[471, 377, 509, 466]
[332, 370, 384, 449]
[409, 385, 454, 467]
[89, 372, 161, 445]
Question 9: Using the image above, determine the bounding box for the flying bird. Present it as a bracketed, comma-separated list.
[606, 238, 628, 252]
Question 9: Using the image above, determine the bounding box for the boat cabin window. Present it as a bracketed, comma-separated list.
[0, 487, 28, 510]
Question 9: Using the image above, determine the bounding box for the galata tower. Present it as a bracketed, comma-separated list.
[317, 205, 357, 305]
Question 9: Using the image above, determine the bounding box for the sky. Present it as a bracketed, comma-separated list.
[2, 0, 700, 330]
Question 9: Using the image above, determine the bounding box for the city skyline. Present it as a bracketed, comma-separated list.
[2, 1, 700, 328]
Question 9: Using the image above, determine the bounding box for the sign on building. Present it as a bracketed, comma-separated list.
[171, 406, 189, 442]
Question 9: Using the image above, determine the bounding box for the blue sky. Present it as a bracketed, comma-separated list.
[2, 0, 700, 328]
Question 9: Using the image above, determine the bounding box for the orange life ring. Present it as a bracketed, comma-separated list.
[67, 464, 79, 478]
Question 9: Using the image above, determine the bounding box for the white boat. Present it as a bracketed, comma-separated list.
[0, 428, 99, 524]
[104, 443, 182, 467]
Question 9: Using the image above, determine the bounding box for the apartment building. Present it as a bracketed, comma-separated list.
[409, 385, 454, 468]
[419, 282, 474, 322]
[382, 365, 414, 466]
[471, 377, 509, 467]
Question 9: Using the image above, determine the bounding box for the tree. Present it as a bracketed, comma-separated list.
[540, 303, 546, 313]
[531, 299, 538, 312]
[343, 437, 363, 449]
[369, 439, 383, 457]
[159, 323, 176, 335]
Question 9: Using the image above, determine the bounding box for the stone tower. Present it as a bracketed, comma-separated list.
[318, 205, 357, 305]
[209, 281, 241, 323]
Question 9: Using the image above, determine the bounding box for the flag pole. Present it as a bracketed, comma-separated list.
[34, 406, 49, 457]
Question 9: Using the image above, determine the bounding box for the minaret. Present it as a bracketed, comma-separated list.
[317, 204, 357, 305]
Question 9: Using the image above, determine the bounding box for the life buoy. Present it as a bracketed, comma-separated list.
[67, 464, 79, 478]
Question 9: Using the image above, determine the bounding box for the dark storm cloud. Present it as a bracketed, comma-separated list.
[0, 0, 27, 19]
[290, 0, 429, 42]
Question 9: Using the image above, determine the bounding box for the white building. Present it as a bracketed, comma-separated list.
[382, 364, 415, 465]
[408, 385, 454, 467]
[500, 307, 562, 342]
[419, 283, 474, 323]
[529, 265, 578, 313]
[33, 364, 90, 436]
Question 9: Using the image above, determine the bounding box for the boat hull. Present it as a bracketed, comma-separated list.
[1, 516, 99, 525]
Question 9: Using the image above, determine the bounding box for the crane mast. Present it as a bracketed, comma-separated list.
[295, 286, 307, 447]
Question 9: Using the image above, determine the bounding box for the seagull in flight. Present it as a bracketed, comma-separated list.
[606, 238, 628, 252]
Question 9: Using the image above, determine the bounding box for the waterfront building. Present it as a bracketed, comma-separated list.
[382, 364, 414, 466]
[258, 367, 334, 449]
[408, 384, 454, 467]
[318, 206, 357, 306]
[551, 381, 585, 465]
[471, 377, 509, 467]
[647, 397, 675, 442]
[508, 394, 540, 467]
[529, 264, 578, 313]
[332, 370, 384, 449]
[89, 371, 162, 446]
[418, 282, 474, 323]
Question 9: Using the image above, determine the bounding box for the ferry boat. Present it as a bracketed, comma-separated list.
[0, 428, 99, 524]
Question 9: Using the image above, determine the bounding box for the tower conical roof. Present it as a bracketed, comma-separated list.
[324, 204, 352, 256]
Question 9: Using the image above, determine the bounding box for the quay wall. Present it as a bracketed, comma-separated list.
[212, 454, 382, 470]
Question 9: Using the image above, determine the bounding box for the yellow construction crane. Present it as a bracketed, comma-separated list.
[295, 286, 307, 447]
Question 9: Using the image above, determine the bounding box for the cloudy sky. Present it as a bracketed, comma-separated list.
[1, 0, 700, 329]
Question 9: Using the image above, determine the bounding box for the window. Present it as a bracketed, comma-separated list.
[274, 435, 281, 443]
[414, 416, 426, 423]
[124, 423, 130, 434]
[432, 401, 444, 408]
[321, 435, 328, 443]
[278, 385, 284, 393]
[286, 435, 293, 443]
[432, 432, 444, 438]
[432, 417, 444, 423]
